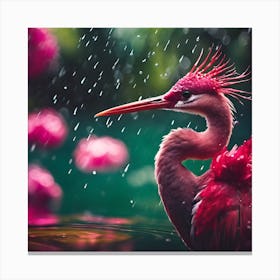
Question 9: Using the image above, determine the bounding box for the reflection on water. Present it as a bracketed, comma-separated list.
[28, 215, 187, 251]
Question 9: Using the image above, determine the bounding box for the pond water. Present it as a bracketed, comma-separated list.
[28, 215, 187, 251]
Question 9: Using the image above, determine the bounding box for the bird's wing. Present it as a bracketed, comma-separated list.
[191, 181, 251, 250]
[191, 138, 252, 251]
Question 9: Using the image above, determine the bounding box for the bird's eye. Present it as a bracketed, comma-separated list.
[182, 90, 192, 99]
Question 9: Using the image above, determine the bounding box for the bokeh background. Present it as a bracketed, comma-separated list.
[28, 28, 252, 251]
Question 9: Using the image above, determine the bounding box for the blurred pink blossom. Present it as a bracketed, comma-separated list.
[28, 28, 59, 78]
[74, 136, 128, 172]
[28, 164, 63, 226]
[28, 108, 68, 148]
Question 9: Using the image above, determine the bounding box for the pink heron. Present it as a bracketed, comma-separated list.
[96, 46, 252, 251]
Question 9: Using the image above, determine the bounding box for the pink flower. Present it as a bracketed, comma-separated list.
[28, 164, 63, 226]
[28, 28, 59, 78]
[74, 136, 128, 172]
[28, 108, 68, 148]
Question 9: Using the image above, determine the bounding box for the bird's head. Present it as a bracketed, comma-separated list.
[95, 46, 251, 118]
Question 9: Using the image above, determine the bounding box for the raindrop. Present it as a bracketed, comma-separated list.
[99, 70, 104, 78]
[106, 121, 113, 128]
[88, 88, 92, 94]
[72, 71, 77, 77]
[116, 79, 121, 89]
[233, 120, 239, 127]
[99, 90, 103, 97]
[200, 165, 204, 171]
[72, 136, 77, 142]
[179, 55, 184, 63]
[112, 58, 120, 70]
[129, 199, 136, 207]
[117, 114, 123, 121]
[93, 82, 97, 88]
[92, 35, 98, 41]
[130, 49, 134, 56]
[133, 83, 137, 88]
[68, 169, 72, 175]
[129, 200, 136, 207]
[93, 61, 99, 69]
[171, 120, 175, 126]
[196, 36, 200, 42]
[165, 238, 171, 242]
[138, 96, 143, 101]
[73, 107, 78, 116]
[63, 86, 68, 90]
[30, 144, 36, 152]
[81, 77, 86, 85]
[139, 70, 143, 75]
[92, 170, 97, 175]
[163, 40, 170, 51]
[74, 122, 80, 131]
[83, 183, 88, 189]
[137, 128, 142, 135]
[177, 43, 181, 48]
[142, 58, 147, 63]
[58, 67, 66, 77]
[155, 62, 159, 67]
[121, 127, 126, 133]
[68, 158, 73, 164]
[137, 34, 141, 38]
[85, 40, 90, 47]
[192, 44, 197, 53]
[106, 117, 111, 126]
[185, 38, 189, 45]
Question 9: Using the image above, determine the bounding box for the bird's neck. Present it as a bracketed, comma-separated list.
[154, 99, 233, 247]
[155, 100, 233, 173]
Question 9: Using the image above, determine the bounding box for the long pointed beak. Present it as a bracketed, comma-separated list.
[95, 95, 174, 117]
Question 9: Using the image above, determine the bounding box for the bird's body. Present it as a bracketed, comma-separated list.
[96, 46, 252, 251]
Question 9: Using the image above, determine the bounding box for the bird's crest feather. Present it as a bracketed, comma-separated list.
[187, 45, 251, 104]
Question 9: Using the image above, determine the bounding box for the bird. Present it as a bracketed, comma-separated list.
[95, 45, 252, 251]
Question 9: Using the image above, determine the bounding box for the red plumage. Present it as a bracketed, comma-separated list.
[192, 138, 252, 250]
